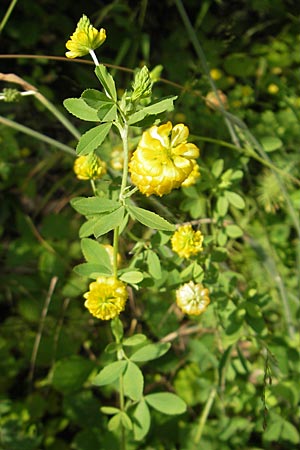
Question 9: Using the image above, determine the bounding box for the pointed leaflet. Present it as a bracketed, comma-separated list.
[71, 197, 119, 216]
[127, 205, 175, 231]
[133, 399, 151, 441]
[130, 342, 171, 362]
[81, 238, 112, 269]
[145, 392, 187, 415]
[73, 262, 112, 278]
[93, 206, 125, 238]
[76, 122, 112, 156]
[64, 98, 99, 121]
[123, 361, 144, 401]
[82, 88, 113, 109]
[128, 96, 177, 125]
[93, 360, 127, 386]
[95, 64, 117, 101]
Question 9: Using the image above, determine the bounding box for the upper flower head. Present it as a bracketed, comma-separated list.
[181, 160, 200, 187]
[66, 15, 106, 58]
[129, 122, 200, 196]
[84, 276, 128, 320]
[171, 224, 204, 259]
[73, 153, 107, 180]
[176, 281, 210, 316]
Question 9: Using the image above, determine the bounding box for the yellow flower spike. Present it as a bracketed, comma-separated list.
[171, 224, 204, 259]
[129, 122, 200, 196]
[84, 276, 128, 320]
[65, 14, 106, 59]
[176, 281, 210, 316]
[73, 154, 107, 180]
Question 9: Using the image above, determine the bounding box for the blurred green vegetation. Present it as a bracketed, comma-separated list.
[1, 0, 300, 449]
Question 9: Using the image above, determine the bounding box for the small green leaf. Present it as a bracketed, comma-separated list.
[82, 88, 113, 109]
[71, 197, 120, 216]
[108, 413, 121, 431]
[119, 270, 144, 284]
[226, 224, 243, 238]
[76, 122, 112, 156]
[97, 104, 117, 122]
[73, 262, 111, 278]
[130, 342, 170, 362]
[147, 250, 162, 279]
[79, 217, 100, 238]
[217, 196, 228, 217]
[123, 361, 144, 401]
[64, 98, 99, 121]
[224, 191, 245, 209]
[120, 412, 133, 430]
[93, 206, 125, 238]
[93, 360, 127, 386]
[212, 159, 224, 178]
[260, 136, 282, 152]
[95, 64, 117, 101]
[128, 96, 177, 125]
[81, 238, 112, 268]
[127, 205, 175, 231]
[101, 406, 120, 415]
[133, 399, 151, 441]
[123, 334, 147, 347]
[145, 392, 187, 415]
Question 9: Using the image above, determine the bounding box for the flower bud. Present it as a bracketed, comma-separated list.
[176, 281, 210, 316]
[73, 154, 107, 180]
[131, 66, 152, 102]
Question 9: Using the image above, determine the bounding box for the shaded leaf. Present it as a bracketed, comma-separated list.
[76, 122, 112, 156]
[130, 342, 170, 362]
[93, 206, 125, 237]
[127, 205, 175, 231]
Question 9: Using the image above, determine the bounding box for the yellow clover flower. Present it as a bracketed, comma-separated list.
[176, 281, 210, 316]
[181, 161, 200, 187]
[129, 122, 200, 196]
[171, 224, 204, 259]
[84, 276, 128, 320]
[73, 154, 107, 180]
[66, 15, 106, 59]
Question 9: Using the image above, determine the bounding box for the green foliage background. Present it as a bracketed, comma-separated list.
[1, 0, 300, 449]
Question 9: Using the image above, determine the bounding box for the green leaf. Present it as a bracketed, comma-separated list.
[79, 217, 100, 238]
[82, 88, 113, 109]
[127, 205, 175, 231]
[133, 399, 151, 441]
[217, 196, 228, 217]
[101, 406, 121, 415]
[108, 413, 121, 431]
[123, 361, 144, 401]
[123, 334, 147, 347]
[81, 238, 112, 268]
[52, 356, 94, 394]
[226, 224, 243, 238]
[73, 262, 112, 278]
[95, 64, 117, 101]
[71, 197, 120, 216]
[97, 104, 118, 122]
[119, 270, 144, 284]
[147, 250, 162, 279]
[63, 98, 99, 121]
[130, 342, 171, 362]
[92, 360, 127, 386]
[260, 136, 282, 152]
[93, 206, 125, 238]
[128, 96, 177, 125]
[76, 122, 112, 156]
[145, 393, 187, 415]
[212, 159, 224, 178]
[224, 191, 245, 209]
[120, 412, 133, 430]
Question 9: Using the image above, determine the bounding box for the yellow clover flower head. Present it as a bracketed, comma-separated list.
[171, 224, 204, 259]
[84, 276, 128, 320]
[73, 153, 107, 180]
[181, 160, 200, 187]
[129, 121, 200, 196]
[66, 14, 106, 58]
[176, 281, 210, 316]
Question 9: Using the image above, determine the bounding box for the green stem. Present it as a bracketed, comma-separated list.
[119, 122, 130, 203]
[0, 115, 76, 156]
[35, 93, 81, 140]
[194, 387, 217, 444]
[119, 374, 126, 450]
[113, 226, 120, 278]
[0, 0, 18, 34]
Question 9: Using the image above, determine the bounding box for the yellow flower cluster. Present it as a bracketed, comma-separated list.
[171, 224, 204, 259]
[73, 154, 107, 180]
[84, 276, 128, 320]
[129, 122, 200, 196]
[176, 281, 210, 316]
[66, 14, 106, 59]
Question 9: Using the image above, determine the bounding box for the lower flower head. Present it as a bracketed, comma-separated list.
[176, 281, 210, 316]
[171, 224, 204, 259]
[129, 121, 200, 196]
[84, 276, 128, 320]
[74, 154, 107, 180]
[66, 15, 106, 58]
